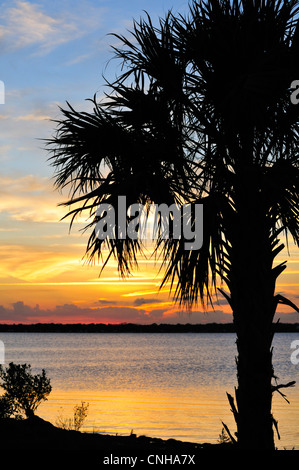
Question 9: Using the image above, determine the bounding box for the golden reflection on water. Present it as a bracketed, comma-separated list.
[3, 331, 298, 449]
[38, 387, 299, 450]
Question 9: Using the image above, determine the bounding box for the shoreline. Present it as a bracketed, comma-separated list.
[1, 415, 233, 454]
[2, 416, 295, 459]
[0, 322, 298, 333]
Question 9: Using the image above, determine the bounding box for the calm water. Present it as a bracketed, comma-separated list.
[1, 332, 298, 449]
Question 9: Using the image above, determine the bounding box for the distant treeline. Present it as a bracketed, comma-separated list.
[0, 322, 298, 333]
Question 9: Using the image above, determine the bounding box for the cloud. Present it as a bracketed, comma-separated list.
[0, 1, 104, 56]
[133, 297, 163, 307]
[0, 301, 160, 324]
[15, 113, 52, 122]
[0, 174, 89, 224]
[0, 174, 59, 222]
[0, 145, 12, 162]
[0, 1, 74, 54]
[97, 299, 116, 306]
[0, 299, 232, 325]
[66, 53, 94, 66]
[0, 300, 297, 324]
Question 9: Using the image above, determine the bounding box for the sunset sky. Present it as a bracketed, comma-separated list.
[0, 0, 298, 324]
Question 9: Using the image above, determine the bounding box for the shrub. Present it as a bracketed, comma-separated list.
[56, 401, 89, 431]
[0, 362, 51, 419]
[217, 426, 232, 444]
[0, 396, 14, 418]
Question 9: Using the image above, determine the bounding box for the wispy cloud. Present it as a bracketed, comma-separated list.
[0, 174, 95, 224]
[0, 1, 104, 56]
[0, 174, 65, 222]
[133, 297, 163, 307]
[97, 298, 117, 306]
[15, 113, 52, 122]
[66, 53, 94, 66]
[0, 144, 12, 161]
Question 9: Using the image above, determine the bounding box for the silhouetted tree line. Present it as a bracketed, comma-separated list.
[0, 322, 297, 333]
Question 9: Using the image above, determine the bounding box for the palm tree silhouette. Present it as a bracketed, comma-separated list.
[48, 0, 299, 449]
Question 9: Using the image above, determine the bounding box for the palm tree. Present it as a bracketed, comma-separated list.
[47, 0, 299, 449]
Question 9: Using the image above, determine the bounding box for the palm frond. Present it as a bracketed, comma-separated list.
[47, 0, 299, 307]
[158, 193, 234, 308]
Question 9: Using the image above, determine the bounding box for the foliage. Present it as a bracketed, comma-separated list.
[47, 0, 299, 309]
[0, 395, 15, 419]
[217, 426, 232, 444]
[56, 401, 89, 431]
[0, 362, 52, 419]
[73, 401, 89, 431]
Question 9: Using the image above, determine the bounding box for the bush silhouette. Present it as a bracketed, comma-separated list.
[0, 362, 52, 419]
[0, 395, 14, 418]
[56, 401, 89, 431]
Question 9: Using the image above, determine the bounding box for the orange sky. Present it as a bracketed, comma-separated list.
[0, 174, 298, 324]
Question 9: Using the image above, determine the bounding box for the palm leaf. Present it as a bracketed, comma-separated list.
[47, 0, 299, 307]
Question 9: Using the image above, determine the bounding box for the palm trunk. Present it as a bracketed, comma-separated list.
[227, 173, 278, 450]
[234, 322, 275, 449]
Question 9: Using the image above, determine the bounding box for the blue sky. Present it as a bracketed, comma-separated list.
[0, 0, 188, 176]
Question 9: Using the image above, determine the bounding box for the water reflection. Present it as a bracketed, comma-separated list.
[1, 332, 298, 449]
